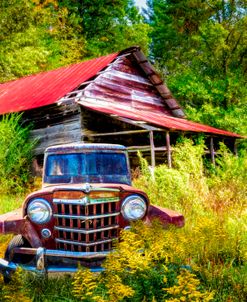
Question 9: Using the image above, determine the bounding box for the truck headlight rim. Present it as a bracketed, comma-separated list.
[121, 194, 147, 221]
[27, 198, 52, 224]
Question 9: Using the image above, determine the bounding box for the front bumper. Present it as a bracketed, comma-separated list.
[0, 248, 108, 277]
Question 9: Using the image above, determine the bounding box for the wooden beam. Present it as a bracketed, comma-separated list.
[166, 131, 172, 168]
[115, 116, 163, 131]
[234, 139, 238, 157]
[85, 129, 149, 137]
[210, 137, 216, 165]
[127, 145, 168, 152]
[150, 131, 156, 169]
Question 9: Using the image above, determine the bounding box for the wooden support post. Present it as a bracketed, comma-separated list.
[210, 137, 215, 166]
[234, 139, 238, 157]
[166, 131, 172, 168]
[149, 131, 156, 170]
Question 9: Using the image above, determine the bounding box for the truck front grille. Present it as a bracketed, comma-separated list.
[53, 189, 120, 253]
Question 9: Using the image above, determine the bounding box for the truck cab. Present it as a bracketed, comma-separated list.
[0, 143, 184, 279]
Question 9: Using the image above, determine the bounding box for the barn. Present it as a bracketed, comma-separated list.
[0, 46, 241, 174]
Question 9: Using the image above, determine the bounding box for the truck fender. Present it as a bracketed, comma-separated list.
[0, 208, 42, 247]
[145, 205, 185, 227]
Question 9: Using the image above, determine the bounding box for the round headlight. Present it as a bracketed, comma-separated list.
[27, 199, 52, 224]
[121, 195, 147, 221]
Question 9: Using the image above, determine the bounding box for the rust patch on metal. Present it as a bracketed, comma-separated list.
[146, 205, 185, 228]
[54, 191, 85, 199]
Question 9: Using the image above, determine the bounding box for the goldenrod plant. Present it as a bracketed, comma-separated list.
[72, 222, 216, 301]
[164, 269, 214, 302]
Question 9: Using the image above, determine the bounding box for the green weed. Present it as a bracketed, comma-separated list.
[0, 113, 35, 193]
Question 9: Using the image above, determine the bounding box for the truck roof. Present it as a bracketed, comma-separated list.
[45, 143, 127, 153]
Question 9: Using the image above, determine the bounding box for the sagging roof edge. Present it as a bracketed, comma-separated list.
[78, 103, 243, 139]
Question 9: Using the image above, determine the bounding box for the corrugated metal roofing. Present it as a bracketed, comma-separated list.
[0, 53, 118, 115]
[77, 98, 242, 138]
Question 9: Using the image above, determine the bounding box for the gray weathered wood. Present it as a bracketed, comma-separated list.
[150, 131, 156, 168]
[30, 117, 81, 155]
[30, 121, 80, 137]
[210, 137, 216, 165]
[234, 139, 238, 157]
[85, 129, 150, 137]
[127, 146, 168, 152]
[166, 131, 172, 168]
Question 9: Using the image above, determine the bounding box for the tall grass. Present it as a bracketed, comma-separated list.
[0, 194, 24, 215]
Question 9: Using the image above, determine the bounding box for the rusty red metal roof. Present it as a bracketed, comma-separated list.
[0, 53, 118, 115]
[78, 100, 242, 138]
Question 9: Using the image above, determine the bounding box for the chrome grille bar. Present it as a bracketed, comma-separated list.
[54, 187, 120, 192]
[54, 212, 120, 220]
[55, 225, 119, 234]
[54, 197, 119, 205]
[56, 238, 115, 247]
[54, 189, 120, 254]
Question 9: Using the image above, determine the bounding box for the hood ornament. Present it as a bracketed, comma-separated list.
[82, 183, 91, 193]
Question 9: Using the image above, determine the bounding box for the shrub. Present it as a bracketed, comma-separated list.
[134, 140, 208, 215]
[0, 113, 35, 193]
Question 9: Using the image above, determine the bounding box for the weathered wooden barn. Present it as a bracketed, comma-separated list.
[0, 46, 241, 174]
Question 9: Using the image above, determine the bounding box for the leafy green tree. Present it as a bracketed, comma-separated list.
[147, 0, 247, 134]
[0, 0, 150, 82]
[0, 0, 85, 82]
[58, 0, 151, 56]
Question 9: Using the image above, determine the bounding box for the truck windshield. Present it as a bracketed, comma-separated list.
[44, 152, 131, 185]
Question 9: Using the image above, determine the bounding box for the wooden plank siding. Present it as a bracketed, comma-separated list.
[23, 102, 82, 155]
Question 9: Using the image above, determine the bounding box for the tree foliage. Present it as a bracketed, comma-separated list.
[57, 0, 150, 56]
[147, 0, 247, 134]
[0, 0, 86, 82]
[0, 0, 150, 82]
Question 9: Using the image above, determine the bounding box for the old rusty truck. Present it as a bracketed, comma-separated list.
[0, 143, 184, 280]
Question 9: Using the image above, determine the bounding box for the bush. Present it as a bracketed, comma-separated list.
[0, 113, 35, 193]
[132, 140, 247, 301]
[134, 140, 208, 215]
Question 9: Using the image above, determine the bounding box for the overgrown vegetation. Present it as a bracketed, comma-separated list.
[0, 114, 35, 193]
[0, 140, 246, 301]
[146, 0, 247, 136]
[0, 0, 150, 82]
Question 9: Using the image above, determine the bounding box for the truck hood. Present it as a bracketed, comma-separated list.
[26, 183, 147, 199]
